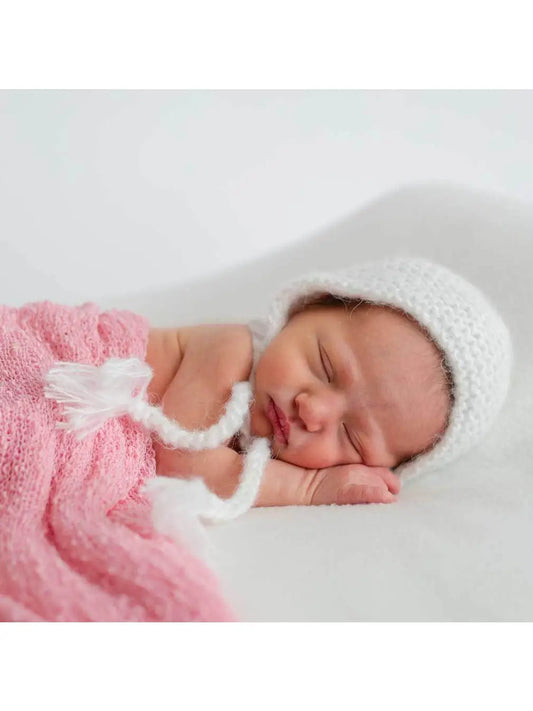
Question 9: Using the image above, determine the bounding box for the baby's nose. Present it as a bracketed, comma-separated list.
[296, 391, 342, 432]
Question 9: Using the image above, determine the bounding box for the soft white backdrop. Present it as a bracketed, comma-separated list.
[1, 91, 533, 306]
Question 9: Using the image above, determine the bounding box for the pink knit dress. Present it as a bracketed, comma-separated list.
[0, 301, 235, 621]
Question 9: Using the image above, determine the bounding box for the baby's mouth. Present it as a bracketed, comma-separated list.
[267, 397, 289, 445]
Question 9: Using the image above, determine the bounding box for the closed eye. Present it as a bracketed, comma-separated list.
[319, 341, 363, 461]
[343, 423, 362, 460]
[318, 343, 332, 383]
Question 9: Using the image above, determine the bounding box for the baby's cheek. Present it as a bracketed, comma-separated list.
[278, 442, 341, 470]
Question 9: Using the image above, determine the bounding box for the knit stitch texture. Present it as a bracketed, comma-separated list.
[0, 301, 235, 622]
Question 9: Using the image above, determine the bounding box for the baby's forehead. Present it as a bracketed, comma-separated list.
[297, 299, 443, 363]
[297, 298, 412, 328]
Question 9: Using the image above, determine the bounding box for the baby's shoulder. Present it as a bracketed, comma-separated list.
[145, 326, 182, 403]
[146, 322, 253, 407]
[178, 323, 254, 384]
[178, 322, 251, 354]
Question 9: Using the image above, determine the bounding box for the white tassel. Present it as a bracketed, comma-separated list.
[44, 358, 152, 439]
[145, 477, 216, 566]
[44, 357, 251, 449]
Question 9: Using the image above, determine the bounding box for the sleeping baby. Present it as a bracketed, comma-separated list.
[139, 256, 512, 513]
[2, 254, 509, 618]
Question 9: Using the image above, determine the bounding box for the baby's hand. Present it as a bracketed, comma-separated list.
[305, 463, 400, 506]
[256, 458, 401, 507]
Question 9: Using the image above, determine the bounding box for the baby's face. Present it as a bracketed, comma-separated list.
[249, 303, 450, 470]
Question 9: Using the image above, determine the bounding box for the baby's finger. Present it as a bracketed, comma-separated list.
[338, 483, 397, 505]
[378, 468, 402, 495]
[361, 485, 398, 504]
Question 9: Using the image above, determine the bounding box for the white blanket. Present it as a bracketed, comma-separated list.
[111, 184, 533, 621]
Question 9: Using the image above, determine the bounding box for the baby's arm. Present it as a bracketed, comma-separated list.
[257, 460, 400, 506]
[145, 323, 253, 475]
[155, 445, 399, 506]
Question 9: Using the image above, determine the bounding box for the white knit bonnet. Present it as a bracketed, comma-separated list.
[250, 256, 513, 481]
